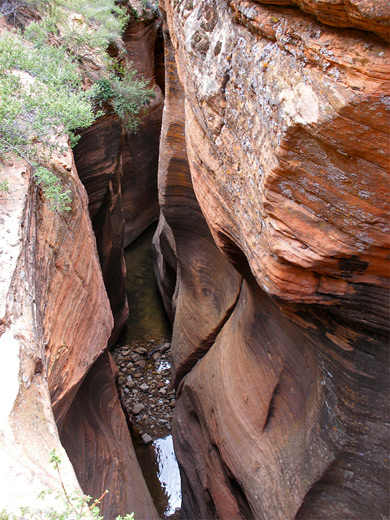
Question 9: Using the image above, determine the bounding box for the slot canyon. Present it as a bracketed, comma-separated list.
[0, 0, 389, 519]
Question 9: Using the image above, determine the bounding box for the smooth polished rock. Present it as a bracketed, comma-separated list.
[59, 352, 159, 520]
[158, 1, 390, 518]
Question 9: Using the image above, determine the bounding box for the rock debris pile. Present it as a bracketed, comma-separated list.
[112, 339, 176, 441]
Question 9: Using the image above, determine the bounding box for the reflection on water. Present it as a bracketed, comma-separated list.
[154, 436, 182, 516]
[119, 224, 180, 518]
[134, 432, 181, 519]
[120, 223, 171, 344]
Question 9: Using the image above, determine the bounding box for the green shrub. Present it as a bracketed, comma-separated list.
[23, 0, 129, 57]
[94, 65, 155, 133]
[0, 0, 154, 212]
[0, 27, 96, 210]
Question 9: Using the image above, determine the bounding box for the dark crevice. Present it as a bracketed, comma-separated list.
[211, 442, 255, 520]
[216, 231, 257, 284]
[295, 458, 337, 518]
[263, 370, 283, 432]
[154, 23, 166, 96]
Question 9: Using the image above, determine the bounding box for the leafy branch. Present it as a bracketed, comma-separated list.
[0, 0, 155, 212]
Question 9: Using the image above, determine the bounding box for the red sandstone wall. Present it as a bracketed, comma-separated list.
[157, 0, 390, 518]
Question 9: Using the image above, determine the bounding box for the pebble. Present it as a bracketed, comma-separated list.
[141, 433, 153, 445]
[134, 347, 147, 356]
[113, 339, 174, 437]
[161, 342, 170, 353]
[133, 403, 145, 414]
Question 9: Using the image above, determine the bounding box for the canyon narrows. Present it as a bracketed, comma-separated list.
[0, 1, 389, 520]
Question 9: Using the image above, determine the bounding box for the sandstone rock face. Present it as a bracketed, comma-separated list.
[153, 28, 242, 388]
[121, 13, 164, 247]
[158, 1, 390, 518]
[59, 351, 159, 520]
[0, 142, 158, 517]
[73, 116, 129, 347]
[0, 146, 113, 510]
[74, 11, 164, 341]
[254, 0, 390, 41]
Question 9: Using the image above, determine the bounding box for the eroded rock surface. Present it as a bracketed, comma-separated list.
[157, 0, 390, 518]
[122, 11, 164, 247]
[152, 28, 242, 388]
[0, 146, 112, 510]
[73, 116, 128, 346]
[254, 0, 390, 41]
[59, 351, 159, 520]
[74, 9, 164, 343]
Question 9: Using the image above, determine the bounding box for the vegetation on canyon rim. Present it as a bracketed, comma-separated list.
[0, 0, 155, 211]
[0, 450, 135, 520]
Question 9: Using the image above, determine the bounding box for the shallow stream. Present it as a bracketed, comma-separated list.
[113, 224, 181, 519]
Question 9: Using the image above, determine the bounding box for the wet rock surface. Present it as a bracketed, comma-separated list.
[113, 340, 176, 440]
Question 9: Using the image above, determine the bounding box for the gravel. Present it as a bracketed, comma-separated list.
[112, 338, 175, 439]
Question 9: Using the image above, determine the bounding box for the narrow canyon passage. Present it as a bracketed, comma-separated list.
[111, 224, 182, 519]
[0, 1, 388, 519]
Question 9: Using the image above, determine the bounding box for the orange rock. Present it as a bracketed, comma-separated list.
[159, 0, 390, 518]
[0, 147, 113, 509]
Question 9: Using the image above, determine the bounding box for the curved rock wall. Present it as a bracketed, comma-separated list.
[0, 138, 159, 518]
[157, 1, 390, 518]
[153, 28, 242, 388]
[59, 351, 159, 520]
[0, 145, 112, 510]
[73, 116, 129, 346]
[73, 8, 164, 344]
[122, 12, 165, 247]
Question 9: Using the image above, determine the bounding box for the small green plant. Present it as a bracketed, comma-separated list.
[0, 450, 135, 520]
[0, 179, 9, 192]
[94, 63, 155, 133]
[0, 0, 153, 211]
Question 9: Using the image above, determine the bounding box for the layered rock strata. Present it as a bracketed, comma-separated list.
[59, 351, 159, 520]
[122, 10, 165, 247]
[73, 116, 128, 346]
[74, 8, 164, 344]
[152, 29, 242, 388]
[0, 146, 112, 509]
[157, 0, 390, 518]
[0, 140, 159, 517]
